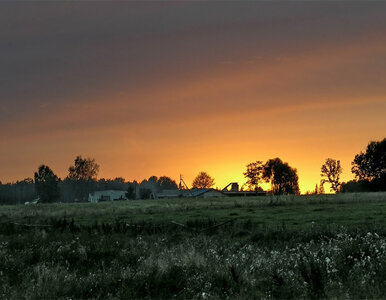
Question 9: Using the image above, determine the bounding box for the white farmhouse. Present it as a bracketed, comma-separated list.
[88, 190, 127, 203]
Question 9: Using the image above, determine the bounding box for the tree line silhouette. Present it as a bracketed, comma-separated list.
[0, 138, 385, 204]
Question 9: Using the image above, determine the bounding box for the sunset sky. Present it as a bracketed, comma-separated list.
[1, 2, 385, 193]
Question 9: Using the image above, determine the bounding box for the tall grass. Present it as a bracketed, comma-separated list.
[2, 192, 386, 299]
[2, 218, 386, 298]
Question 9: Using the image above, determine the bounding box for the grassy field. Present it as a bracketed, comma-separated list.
[2, 192, 386, 228]
[1, 192, 386, 299]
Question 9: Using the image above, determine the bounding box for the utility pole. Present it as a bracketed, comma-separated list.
[179, 174, 193, 197]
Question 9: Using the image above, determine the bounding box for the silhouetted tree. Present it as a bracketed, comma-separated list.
[262, 158, 300, 195]
[148, 176, 158, 184]
[137, 176, 177, 197]
[352, 139, 386, 187]
[140, 176, 158, 194]
[340, 180, 375, 193]
[243, 161, 264, 191]
[126, 185, 136, 200]
[158, 176, 178, 190]
[0, 179, 37, 204]
[321, 158, 342, 193]
[113, 177, 125, 184]
[139, 188, 152, 199]
[64, 155, 100, 202]
[192, 172, 215, 189]
[34, 165, 60, 203]
[68, 155, 99, 180]
[97, 177, 127, 191]
[16, 178, 36, 203]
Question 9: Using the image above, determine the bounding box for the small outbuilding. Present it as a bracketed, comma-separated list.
[88, 190, 127, 203]
[156, 189, 183, 199]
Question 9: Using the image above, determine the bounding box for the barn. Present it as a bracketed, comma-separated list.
[88, 190, 127, 203]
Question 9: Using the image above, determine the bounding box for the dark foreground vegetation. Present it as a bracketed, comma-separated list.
[1, 193, 386, 299]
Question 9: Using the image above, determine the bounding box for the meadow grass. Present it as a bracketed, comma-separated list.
[2, 192, 386, 228]
[1, 192, 386, 299]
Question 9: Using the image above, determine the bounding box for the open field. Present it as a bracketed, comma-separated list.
[2, 192, 386, 228]
[2, 192, 386, 299]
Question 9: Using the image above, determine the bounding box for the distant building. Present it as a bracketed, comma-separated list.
[156, 189, 183, 199]
[88, 190, 127, 203]
[222, 182, 266, 197]
[190, 188, 226, 198]
[155, 188, 227, 199]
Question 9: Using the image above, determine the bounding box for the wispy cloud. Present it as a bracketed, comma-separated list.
[1, 2, 386, 191]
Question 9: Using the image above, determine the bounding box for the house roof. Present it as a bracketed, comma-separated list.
[190, 188, 224, 197]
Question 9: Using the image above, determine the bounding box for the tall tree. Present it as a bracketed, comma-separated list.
[158, 176, 178, 190]
[140, 176, 158, 193]
[243, 161, 264, 191]
[65, 155, 99, 202]
[192, 172, 215, 189]
[352, 138, 386, 182]
[262, 158, 300, 195]
[321, 158, 342, 193]
[68, 155, 99, 181]
[34, 165, 60, 203]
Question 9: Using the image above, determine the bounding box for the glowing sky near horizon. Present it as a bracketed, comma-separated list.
[1, 2, 386, 193]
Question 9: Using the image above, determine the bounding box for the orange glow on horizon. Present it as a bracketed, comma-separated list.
[1, 4, 386, 195]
